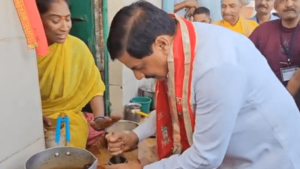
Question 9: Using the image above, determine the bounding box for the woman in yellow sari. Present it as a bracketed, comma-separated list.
[36, 0, 120, 148]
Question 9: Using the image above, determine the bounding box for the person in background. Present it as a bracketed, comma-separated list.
[174, 0, 199, 19]
[175, 0, 251, 22]
[250, 0, 279, 24]
[249, 0, 300, 109]
[36, 0, 121, 148]
[198, 0, 223, 22]
[193, 7, 212, 23]
[215, 0, 258, 37]
[104, 2, 300, 169]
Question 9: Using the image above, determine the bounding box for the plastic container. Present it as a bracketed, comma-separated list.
[138, 86, 155, 111]
[130, 97, 152, 113]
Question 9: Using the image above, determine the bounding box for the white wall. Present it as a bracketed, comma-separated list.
[0, 0, 45, 168]
[108, 0, 161, 115]
[121, 1, 159, 108]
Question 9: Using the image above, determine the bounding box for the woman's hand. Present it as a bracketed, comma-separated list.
[91, 116, 122, 131]
[43, 116, 64, 130]
[43, 116, 52, 128]
[90, 96, 121, 131]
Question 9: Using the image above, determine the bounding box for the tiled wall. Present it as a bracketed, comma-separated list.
[0, 0, 45, 168]
[108, 0, 161, 116]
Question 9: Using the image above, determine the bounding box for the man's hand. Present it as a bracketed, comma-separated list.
[174, 0, 199, 13]
[184, 0, 199, 9]
[106, 132, 139, 155]
[186, 7, 196, 18]
[91, 116, 121, 131]
[287, 68, 300, 96]
[105, 160, 143, 169]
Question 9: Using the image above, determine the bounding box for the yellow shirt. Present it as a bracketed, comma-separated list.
[214, 17, 258, 37]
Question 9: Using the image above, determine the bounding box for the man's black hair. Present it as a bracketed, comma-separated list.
[36, 0, 71, 14]
[193, 7, 210, 17]
[107, 1, 177, 60]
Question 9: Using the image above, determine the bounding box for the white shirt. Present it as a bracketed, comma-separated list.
[133, 22, 300, 169]
[249, 13, 279, 23]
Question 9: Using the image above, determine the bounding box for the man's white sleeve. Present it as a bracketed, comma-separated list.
[133, 111, 156, 142]
[144, 64, 247, 169]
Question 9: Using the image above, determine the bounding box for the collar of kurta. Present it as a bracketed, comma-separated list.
[252, 13, 279, 23]
[217, 16, 257, 37]
[220, 17, 242, 27]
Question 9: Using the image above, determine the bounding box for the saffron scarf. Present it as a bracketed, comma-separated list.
[156, 14, 196, 159]
[14, 0, 48, 56]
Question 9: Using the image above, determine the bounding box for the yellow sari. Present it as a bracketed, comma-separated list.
[214, 17, 258, 37]
[37, 35, 105, 148]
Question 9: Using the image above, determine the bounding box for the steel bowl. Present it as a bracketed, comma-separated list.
[25, 147, 97, 169]
[105, 120, 139, 134]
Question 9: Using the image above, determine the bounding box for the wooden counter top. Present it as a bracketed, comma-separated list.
[87, 136, 159, 169]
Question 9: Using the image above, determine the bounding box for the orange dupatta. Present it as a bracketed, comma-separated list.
[14, 0, 48, 56]
[155, 14, 196, 159]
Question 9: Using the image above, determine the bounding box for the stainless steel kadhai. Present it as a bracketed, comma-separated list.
[25, 147, 97, 169]
[105, 120, 139, 134]
[25, 115, 98, 169]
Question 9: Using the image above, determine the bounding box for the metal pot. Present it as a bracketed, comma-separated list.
[108, 155, 128, 165]
[26, 115, 97, 169]
[105, 120, 139, 134]
[123, 103, 142, 122]
[25, 147, 98, 169]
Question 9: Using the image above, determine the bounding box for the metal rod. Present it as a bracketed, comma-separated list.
[115, 154, 122, 164]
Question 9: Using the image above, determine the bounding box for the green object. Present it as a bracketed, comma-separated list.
[69, 0, 96, 61]
[69, 0, 111, 116]
[163, 0, 174, 13]
[131, 97, 152, 113]
[102, 0, 110, 116]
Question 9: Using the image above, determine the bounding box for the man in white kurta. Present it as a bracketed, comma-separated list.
[132, 22, 300, 169]
[105, 1, 300, 169]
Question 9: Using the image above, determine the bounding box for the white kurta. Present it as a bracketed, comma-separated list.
[133, 22, 300, 169]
